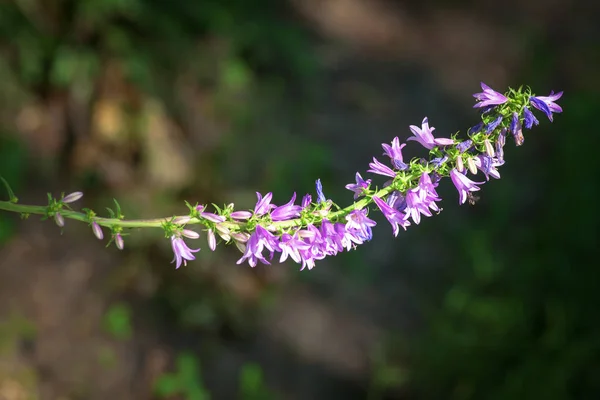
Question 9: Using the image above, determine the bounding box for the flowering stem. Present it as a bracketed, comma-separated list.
[0, 83, 563, 270]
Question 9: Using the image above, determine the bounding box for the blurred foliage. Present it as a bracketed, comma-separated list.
[154, 352, 210, 400]
[102, 302, 133, 341]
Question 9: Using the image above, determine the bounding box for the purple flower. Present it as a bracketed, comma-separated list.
[403, 191, 433, 225]
[450, 169, 485, 205]
[386, 190, 407, 212]
[253, 192, 275, 216]
[345, 172, 372, 200]
[523, 107, 539, 129]
[367, 157, 396, 178]
[297, 225, 325, 270]
[529, 91, 563, 121]
[279, 232, 311, 263]
[382, 137, 408, 170]
[62, 191, 83, 204]
[320, 219, 344, 256]
[171, 235, 200, 269]
[301, 194, 312, 209]
[474, 155, 502, 180]
[373, 196, 410, 236]
[430, 155, 449, 169]
[335, 223, 365, 250]
[473, 82, 508, 108]
[407, 117, 454, 150]
[485, 115, 503, 134]
[496, 128, 507, 162]
[271, 193, 302, 221]
[315, 179, 327, 203]
[469, 122, 483, 134]
[345, 209, 376, 240]
[403, 173, 441, 224]
[456, 140, 473, 153]
[236, 225, 279, 267]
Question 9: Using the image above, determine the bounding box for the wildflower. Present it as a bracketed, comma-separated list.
[236, 225, 279, 267]
[171, 234, 200, 269]
[473, 82, 508, 108]
[92, 221, 104, 240]
[253, 192, 275, 216]
[450, 169, 484, 205]
[345, 173, 371, 200]
[301, 194, 312, 209]
[315, 179, 327, 203]
[373, 196, 410, 236]
[469, 122, 483, 134]
[523, 107, 539, 129]
[367, 157, 396, 178]
[485, 115, 503, 134]
[474, 155, 502, 180]
[529, 91, 563, 121]
[496, 128, 507, 162]
[271, 193, 302, 221]
[431, 155, 449, 169]
[62, 191, 83, 204]
[382, 137, 408, 170]
[279, 232, 310, 263]
[403, 173, 441, 224]
[386, 190, 407, 212]
[407, 117, 454, 150]
[345, 209, 376, 240]
[456, 140, 473, 153]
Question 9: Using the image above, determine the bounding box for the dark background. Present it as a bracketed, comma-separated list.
[0, 0, 598, 399]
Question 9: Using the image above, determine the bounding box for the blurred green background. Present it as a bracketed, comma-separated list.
[0, 0, 598, 399]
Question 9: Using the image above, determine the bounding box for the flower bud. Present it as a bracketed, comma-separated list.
[215, 224, 231, 241]
[182, 229, 200, 239]
[207, 229, 216, 251]
[456, 156, 465, 172]
[115, 233, 124, 250]
[173, 216, 192, 224]
[467, 157, 477, 175]
[231, 232, 250, 243]
[92, 221, 104, 240]
[62, 191, 83, 204]
[230, 211, 252, 220]
[54, 212, 65, 227]
[484, 139, 495, 158]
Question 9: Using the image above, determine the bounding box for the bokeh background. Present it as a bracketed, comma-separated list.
[0, 0, 598, 399]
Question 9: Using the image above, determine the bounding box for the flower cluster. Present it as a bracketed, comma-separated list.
[0, 83, 562, 270]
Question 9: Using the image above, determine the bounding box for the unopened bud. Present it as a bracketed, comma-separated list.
[54, 212, 65, 227]
[467, 157, 478, 175]
[207, 229, 216, 251]
[115, 233, 124, 250]
[456, 156, 465, 172]
[92, 221, 104, 240]
[484, 139, 495, 158]
[182, 229, 200, 239]
[62, 191, 83, 204]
